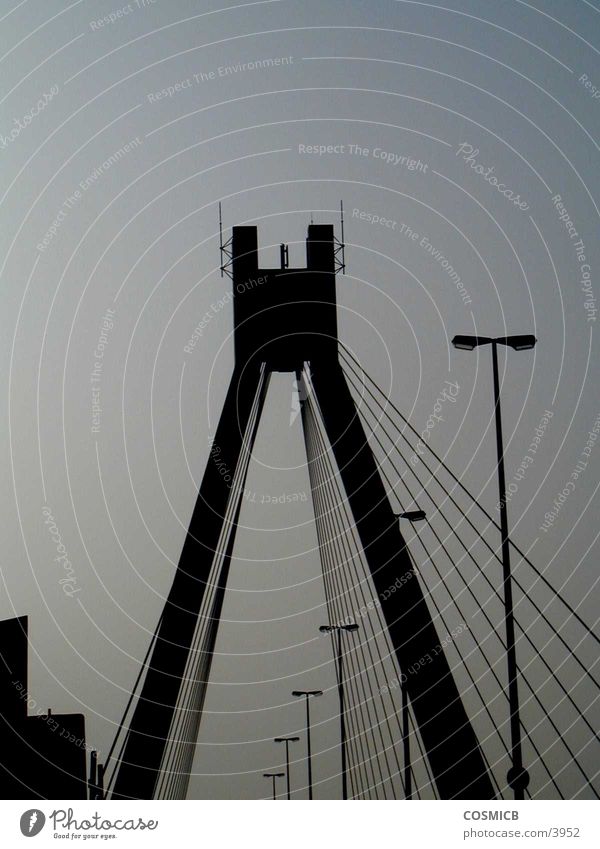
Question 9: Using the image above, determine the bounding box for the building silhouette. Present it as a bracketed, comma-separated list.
[0, 616, 88, 799]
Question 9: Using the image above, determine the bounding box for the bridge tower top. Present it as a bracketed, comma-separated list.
[229, 224, 339, 371]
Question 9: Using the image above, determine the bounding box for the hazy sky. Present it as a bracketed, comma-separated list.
[1, 0, 599, 799]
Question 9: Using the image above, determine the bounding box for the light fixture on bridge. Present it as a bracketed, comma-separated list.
[398, 510, 427, 523]
[273, 736, 300, 800]
[451, 334, 536, 351]
[292, 690, 323, 800]
[451, 330, 536, 800]
[319, 623, 360, 799]
[263, 771, 285, 800]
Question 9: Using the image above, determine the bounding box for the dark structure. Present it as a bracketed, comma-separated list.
[112, 223, 495, 800]
[0, 616, 88, 799]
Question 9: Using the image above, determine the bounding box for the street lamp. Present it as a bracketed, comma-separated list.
[451, 333, 536, 798]
[395, 512, 428, 799]
[274, 736, 300, 800]
[263, 771, 285, 800]
[319, 623, 360, 799]
[396, 510, 427, 523]
[451, 334, 536, 352]
[292, 689, 323, 800]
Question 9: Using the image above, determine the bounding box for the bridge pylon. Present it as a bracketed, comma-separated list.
[112, 222, 495, 800]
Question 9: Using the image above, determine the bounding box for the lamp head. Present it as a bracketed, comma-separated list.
[399, 510, 427, 522]
[497, 334, 537, 351]
[452, 334, 490, 350]
[320, 622, 358, 633]
[452, 333, 536, 351]
[292, 690, 323, 697]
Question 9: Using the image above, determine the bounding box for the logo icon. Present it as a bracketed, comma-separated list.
[20, 810, 45, 837]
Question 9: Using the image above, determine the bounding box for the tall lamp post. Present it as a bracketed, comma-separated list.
[396, 509, 427, 798]
[292, 689, 323, 800]
[263, 771, 285, 800]
[319, 623, 360, 799]
[274, 736, 300, 800]
[452, 333, 535, 799]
